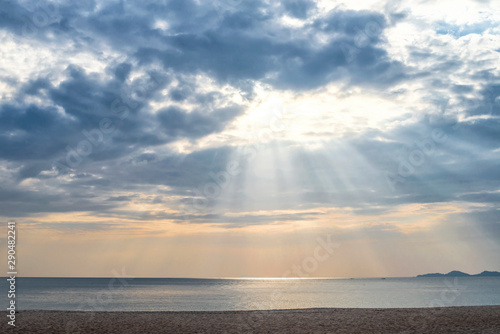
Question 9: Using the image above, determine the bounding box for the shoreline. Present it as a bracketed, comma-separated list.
[4, 306, 500, 333]
[9, 304, 500, 312]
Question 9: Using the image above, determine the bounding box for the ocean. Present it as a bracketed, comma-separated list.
[2, 277, 500, 311]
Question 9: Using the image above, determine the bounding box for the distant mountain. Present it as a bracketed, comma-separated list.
[417, 273, 444, 277]
[417, 270, 469, 277]
[476, 271, 500, 277]
[417, 270, 500, 277]
[448, 270, 472, 277]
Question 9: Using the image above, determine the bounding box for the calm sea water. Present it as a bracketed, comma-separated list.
[2, 277, 500, 311]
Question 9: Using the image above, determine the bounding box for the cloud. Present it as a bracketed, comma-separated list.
[282, 0, 317, 19]
[1, 0, 500, 278]
[0, 103, 77, 161]
[0, 0, 498, 242]
[0, 187, 117, 217]
[157, 105, 244, 139]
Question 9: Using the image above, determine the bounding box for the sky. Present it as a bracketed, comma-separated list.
[0, 0, 499, 278]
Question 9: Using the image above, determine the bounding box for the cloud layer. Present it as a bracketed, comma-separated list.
[0, 0, 499, 277]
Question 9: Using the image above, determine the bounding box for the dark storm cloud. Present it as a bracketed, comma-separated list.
[0, 0, 406, 166]
[0, 187, 117, 217]
[0, 0, 34, 33]
[117, 146, 235, 189]
[0, 103, 77, 160]
[0, 59, 241, 181]
[157, 105, 243, 139]
[0, 0, 400, 91]
[282, 0, 317, 19]
[132, 7, 405, 90]
[0, 0, 432, 95]
[107, 195, 136, 202]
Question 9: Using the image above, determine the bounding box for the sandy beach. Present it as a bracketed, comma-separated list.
[3, 306, 500, 333]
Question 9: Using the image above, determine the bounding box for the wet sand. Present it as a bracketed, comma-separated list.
[3, 306, 500, 333]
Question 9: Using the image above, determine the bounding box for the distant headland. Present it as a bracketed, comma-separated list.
[417, 270, 500, 277]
